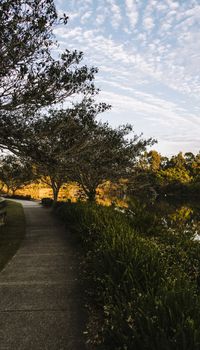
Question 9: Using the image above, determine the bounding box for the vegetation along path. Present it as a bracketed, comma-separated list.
[0, 200, 85, 350]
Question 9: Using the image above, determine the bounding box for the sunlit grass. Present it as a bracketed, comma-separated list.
[0, 200, 26, 271]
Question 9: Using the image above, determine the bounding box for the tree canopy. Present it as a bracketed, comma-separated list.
[0, 0, 97, 151]
[8, 100, 109, 200]
[70, 123, 154, 201]
[0, 155, 35, 195]
[3, 97, 155, 201]
[130, 150, 200, 203]
[0, 0, 97, 112]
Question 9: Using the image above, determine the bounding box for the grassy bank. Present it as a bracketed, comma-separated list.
[54, 201, 200, 350]
[0, 200, 26, 271]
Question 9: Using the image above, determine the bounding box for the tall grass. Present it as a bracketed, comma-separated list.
[55, 201, 200, 349]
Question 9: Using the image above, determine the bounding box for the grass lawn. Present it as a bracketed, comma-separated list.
[0, 200, 26, 271]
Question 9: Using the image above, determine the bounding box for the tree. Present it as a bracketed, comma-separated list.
[167, 152, 186, 169]
[193, 152, 200, 182]
[185, 152, 200, 180]
[70, 123, 155, 201]
[13, 100, 109, 201]
[147, 150, 162, 172]
[0, 0, 97, 150]
[157, 167, 192, 185]
[0, 155, 35, 195]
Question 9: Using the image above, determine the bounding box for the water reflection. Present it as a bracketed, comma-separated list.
[153, 200, 200, 239]
[127, 198, 200, 239]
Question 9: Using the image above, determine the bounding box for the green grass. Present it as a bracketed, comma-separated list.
[0, 200, 26, 271]
[54, 201, 200, 350]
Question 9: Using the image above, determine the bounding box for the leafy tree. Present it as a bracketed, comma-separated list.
[193, 152, 200, 182]
[70, 124, 155, 201]
[167, 152, 186, 169]
[127, 168, 159, 203]
[147, 150, 162, 172]
[0, 155, 35, 195]
[184, 152, 196, 165]
[135, 150, 164, 172]
[185, 152, 200, 180]
[8, 98, 154, 202]
[156, 152, 199, 187]
[128, 150, 200, 203]
[14, 100, 109, 201]
[0, 0, 97, 150]
[158, 167, 192, 185]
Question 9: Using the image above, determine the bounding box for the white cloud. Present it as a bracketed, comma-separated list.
[125, 0, 138, 29]
[54, 26, 83, 40]
[107, 0, 122, 29]
[54, 0, 200, 155]
[81, 11, 92, 24]
[96, 14, 105, 25]
[161, 22, 171, 31]
[99, 90, 199, 128]
[167, 0, 179, 10]
[156, 3, 168, 12]
[143, 16, 155, 31]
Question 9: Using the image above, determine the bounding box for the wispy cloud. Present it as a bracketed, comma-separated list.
[107, 0, 122, 29]
[143, 16, 155, 31]
[81, 11, 92, 24]
[54, 0, 200, 155]
[125, 0, 138, 30]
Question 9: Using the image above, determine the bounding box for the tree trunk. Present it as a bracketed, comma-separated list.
[52, 185, 60, 202]
[87, 190, 96, 202]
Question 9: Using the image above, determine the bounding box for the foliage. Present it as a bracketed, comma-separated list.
[2, 194, 31, 200]
[129, 150, 200, 204]
[55, 201, 200, 350]
[6, 98, 154, 202]
[0, 200, 26, 271]
[0, 0, 97, 151]
[158, 167, 192, 184]
[0, 0, 96, 112]
[0, 155, 35, 194]
[126, 198, 199, 239]
[70, 123, 155, 201]
[10, 99, 109, 201]
[0, 0, 155, 205]
[41, 197, 54, 207]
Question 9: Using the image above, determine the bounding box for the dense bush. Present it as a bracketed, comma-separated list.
[55, 202, 200, 350]
[159, 182, 200, 202]
[2, 194, 32, 200]
[41, 197, 54, 207]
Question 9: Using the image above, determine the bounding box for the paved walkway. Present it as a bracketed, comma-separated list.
[0, 200, 86, 350]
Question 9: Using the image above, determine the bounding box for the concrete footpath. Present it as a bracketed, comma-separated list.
[0, 200, 86, 350]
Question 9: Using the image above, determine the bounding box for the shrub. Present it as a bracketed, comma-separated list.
[2, 194, 31, 200]
[0, 200, 26, 271]
[55, 202, 200, 350]
[41, 197, 53, 207]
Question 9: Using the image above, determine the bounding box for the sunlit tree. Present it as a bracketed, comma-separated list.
[0, 155, 35, 195]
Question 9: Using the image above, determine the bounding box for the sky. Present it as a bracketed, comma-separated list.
[54, 0, 200, 156]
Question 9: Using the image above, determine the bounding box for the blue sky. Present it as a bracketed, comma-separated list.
[54, 0, 200, 156]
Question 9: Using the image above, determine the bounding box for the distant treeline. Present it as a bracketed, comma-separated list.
[130, 150, 200, 203]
